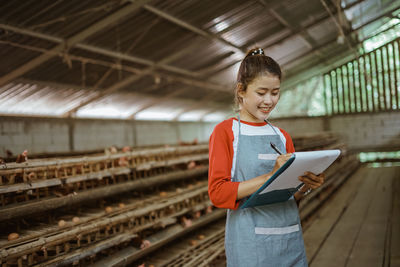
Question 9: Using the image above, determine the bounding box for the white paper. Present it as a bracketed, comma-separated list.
[260, 149, 341, 194]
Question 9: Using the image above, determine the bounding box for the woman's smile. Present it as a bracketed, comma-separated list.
[238, 74, 281, 122]
[259, 106, 273, 113]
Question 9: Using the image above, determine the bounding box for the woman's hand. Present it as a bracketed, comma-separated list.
[236, 153, 293, 200]
[298, 172, 325, 190]
[271, 153, 293, 175]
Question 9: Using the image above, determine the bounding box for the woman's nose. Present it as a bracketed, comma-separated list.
[263, 94, 272, 105]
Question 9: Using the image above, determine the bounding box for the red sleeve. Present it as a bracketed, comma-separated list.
[279, 128, 295, 153]
[208, 120, 240, 210]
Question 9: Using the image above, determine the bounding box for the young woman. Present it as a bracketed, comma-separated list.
[208, 48, 325, 266]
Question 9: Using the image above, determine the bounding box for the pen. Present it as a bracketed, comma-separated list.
[270, 142, 283, 155]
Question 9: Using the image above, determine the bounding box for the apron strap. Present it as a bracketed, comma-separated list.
[264, 118, 280, 136]
[235, 116, 241, 173]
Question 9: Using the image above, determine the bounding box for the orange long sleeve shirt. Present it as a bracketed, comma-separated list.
[208, 118, 295, 210]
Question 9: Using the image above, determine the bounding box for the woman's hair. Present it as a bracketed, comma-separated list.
[235, 48, 281, 106]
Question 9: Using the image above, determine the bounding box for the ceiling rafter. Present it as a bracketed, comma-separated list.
[61, 39, 224, 117]
[261, 0, 356, 76]
[0, 24, 197, 78]
[265, 5, 317, 49]
[0, 0, 153, 87]
[248, 0, 365, 51]
[0, 37, 231, 92]
[203, 0, 366, 80]
[0, 23, 233, 90]
[283, 5, 400, 89]
[0, 36, 230, 95]
[141, 4, 245, 55]
[320, 0, 357, 56]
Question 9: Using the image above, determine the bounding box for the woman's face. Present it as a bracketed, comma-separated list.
[238, 74, 280, 123]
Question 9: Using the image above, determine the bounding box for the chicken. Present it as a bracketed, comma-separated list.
[118, 146, 131, 167]
[118, 157, 129, 167]
[181, 216, 192, 228]
[16, 150, 28, 163]
[140, 239, 151, 249]
[194, 211, 201, 219]
[122, 146, 131, 152]
[26, 172, 36, 186]
[187, 161, 196, 169]
[206, 206, 213, 214]
[178, 138, 198, 146]
[104, 146, 118, 156]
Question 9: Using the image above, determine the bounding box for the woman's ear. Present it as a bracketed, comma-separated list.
[236, 83, 245, 98]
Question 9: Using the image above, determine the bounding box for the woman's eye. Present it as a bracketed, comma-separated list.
[257, 92, 264, 96]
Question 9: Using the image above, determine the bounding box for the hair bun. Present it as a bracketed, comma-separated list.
[247, 48, 264, 57]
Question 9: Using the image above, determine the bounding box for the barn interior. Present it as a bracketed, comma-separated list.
[0, 0, 399, 266]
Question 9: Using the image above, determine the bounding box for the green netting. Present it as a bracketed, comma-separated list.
[359, 151, 400, 162]
[272, 76, 325, 118]
[363, 18, 400, 52]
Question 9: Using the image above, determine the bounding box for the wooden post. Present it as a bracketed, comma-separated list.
[368, 52, 377, 112]
[357, 56, 364, 112]
[362, 55, 370, 112]
[380, 48, 388, 110]
[386, 42, 394, 110]
[393, 40, 399, 109]
[342, 64, 350, 113]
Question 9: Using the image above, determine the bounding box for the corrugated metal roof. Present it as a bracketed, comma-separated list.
[0, 81, 98, 116]
[0, 0, 398, 120]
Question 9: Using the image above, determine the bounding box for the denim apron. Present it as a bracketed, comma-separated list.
[225, 117, 307, 267]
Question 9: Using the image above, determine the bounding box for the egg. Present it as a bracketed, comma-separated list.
[176, 188, 183, 193]
[8, 233, 19, 241]
[105, 206, 113, 213]
[118, 203, 125, 209]
[72, 217, 80, 223]
[189, 239, 198, 246]
[58, 220, 66, 227]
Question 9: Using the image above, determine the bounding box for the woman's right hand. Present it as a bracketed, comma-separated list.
[271, 153, 292, 174]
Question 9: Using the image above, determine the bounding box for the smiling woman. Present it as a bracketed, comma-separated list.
[237, 75, 280, 122]
[208, 48, 326, 267]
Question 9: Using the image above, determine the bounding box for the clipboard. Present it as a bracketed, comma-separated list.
[240, 149, 341, 208]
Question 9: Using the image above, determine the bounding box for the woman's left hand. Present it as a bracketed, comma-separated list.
[299, 172, 325, 190]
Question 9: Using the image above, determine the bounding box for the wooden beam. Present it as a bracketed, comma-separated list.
[320, 0, 357, 55]
[246, 0, 365, 51]
[0, 0, 152, 87]
[204, 0, 366, 81]
[259, 1, 316, 49]
[62, 40, 204, 116]
[282, 5, 400, 89]
[0, 23, 198, 78]
[0, 167, 208, 221]
[142, 4, 245, 55]
[0, 25, 229, 110]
